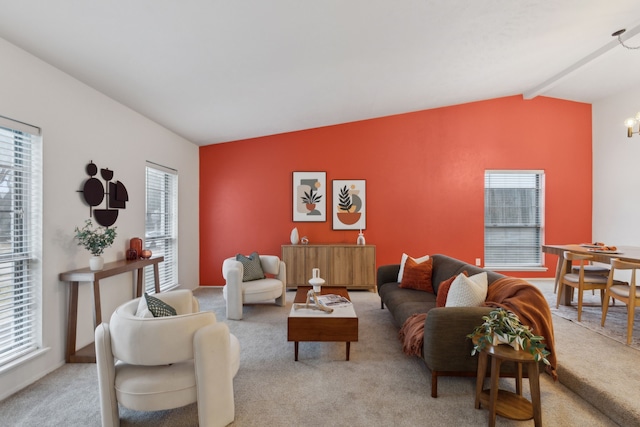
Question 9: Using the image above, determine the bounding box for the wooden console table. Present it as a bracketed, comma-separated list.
[59, 256, 164, 363]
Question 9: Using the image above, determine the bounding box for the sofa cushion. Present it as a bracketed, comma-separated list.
[399, 257, 434, 292]
[445, 272, 488, 307]
[236, 251, 265, 281]
[379, 283, 436, 327]
[436, 271, 467, 307]
[398, 253, 430, 282]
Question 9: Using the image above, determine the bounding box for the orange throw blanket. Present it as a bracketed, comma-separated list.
[484, 277, 558, 380]
[398, 313, 427, 357]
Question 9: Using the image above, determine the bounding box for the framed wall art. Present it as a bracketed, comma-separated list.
[332, 179, 366, 230]
[293, 171, 326, 222]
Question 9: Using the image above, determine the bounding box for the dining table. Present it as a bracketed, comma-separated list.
[542, 244, 640, 305]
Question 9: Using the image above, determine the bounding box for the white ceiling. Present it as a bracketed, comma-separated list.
[1, 1, 640, 145]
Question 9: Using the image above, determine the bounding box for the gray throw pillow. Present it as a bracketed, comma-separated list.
[144, 292, 177, 317]
[236, 251, 265, 281]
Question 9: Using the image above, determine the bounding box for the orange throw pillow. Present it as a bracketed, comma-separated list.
[399, 257, 434, 293]
[437, 271, 468, 307]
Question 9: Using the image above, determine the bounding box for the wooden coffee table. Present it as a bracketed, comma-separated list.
[287, 286, 358, 361]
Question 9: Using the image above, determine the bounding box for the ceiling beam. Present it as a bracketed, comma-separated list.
[523, 25, 640, 100]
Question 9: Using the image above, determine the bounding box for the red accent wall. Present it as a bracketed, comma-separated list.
[199, 95, 592, 285]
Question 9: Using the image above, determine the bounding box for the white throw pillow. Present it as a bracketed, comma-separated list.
[445, 272, 488, 307]
[135, 295, 154, 318]
[397, 253, 430, 282]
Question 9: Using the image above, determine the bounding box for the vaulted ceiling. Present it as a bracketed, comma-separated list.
[1, 1, 640, 145]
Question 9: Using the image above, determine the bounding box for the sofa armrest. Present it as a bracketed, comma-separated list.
[422, 306, 493, 372]
[377, 264, 400, 291]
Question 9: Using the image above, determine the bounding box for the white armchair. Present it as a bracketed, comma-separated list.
[95, 289, 240, 427]
[222, 254, 286, 320]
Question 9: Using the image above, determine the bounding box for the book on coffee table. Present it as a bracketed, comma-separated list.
[317, 294, 352, 308]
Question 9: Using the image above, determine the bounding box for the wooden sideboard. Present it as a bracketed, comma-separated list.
[281, 244, 376, 291]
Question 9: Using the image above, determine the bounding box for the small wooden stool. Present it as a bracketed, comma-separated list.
[475, 344, 542, 427]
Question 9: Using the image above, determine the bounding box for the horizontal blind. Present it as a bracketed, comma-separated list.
[145, 163, 178, 292]
[485, 171, 543, 267]
[0, 118, 41, 368]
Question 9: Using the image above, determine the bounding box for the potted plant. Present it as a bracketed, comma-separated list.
[74, 218, 117, 270]
[467, 308, 550, 365]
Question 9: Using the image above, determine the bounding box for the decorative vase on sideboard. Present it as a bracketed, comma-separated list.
[290, 227, 299, 245]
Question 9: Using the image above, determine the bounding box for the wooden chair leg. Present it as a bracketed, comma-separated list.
[627, 303, 635, 345]
[601, 292, 611, 327]
[577, 287, 584, 322]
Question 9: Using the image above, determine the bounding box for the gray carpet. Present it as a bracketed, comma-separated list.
[532, 279, 640, 426]
[0, 286, 619, 426]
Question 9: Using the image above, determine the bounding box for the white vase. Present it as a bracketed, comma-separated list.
[290, 227, 299, 245]
[357, 230, 365, 245]
[309, 267, 325, 292]
[89, 255, 104, 271]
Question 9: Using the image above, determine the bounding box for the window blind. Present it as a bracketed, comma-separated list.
[0, 116, 42, 368]
[484, 171, 544, 267]
[145, 162, 178, 292]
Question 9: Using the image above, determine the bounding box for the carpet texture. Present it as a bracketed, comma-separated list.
[532, 279, 640, 426]
[0, 286, 619, 426]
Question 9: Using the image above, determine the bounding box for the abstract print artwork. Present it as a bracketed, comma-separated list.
[332, 179, 366, 230]
[293, 172, 326, 222]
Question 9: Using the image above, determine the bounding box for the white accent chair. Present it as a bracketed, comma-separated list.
[222, 255, 286, 320]
[95, 289, 240, 427]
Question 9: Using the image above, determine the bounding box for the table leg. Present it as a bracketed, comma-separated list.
[488, 355, 502, 427]
[294, 342, 299, 361]
[66, 281, 79, 363]
[153, 263, 161, 293]
[528, 362, 542, 426]
[553, 255, 563, 293]
[93, 279, 102, 326]
[515, 361, 522, 395]
[136, 267, 144, 297]
[475, 351, 488, 409]
[346, 342, 351, 361]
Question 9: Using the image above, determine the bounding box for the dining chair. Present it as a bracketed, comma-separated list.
[553, 261, 609, 294]
[601, 258, 640, 345]
[556, 251, 622, 322]
[569, 263, 610, 300]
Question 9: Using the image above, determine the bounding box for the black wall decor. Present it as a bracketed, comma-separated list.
[79, 161, 128, 226]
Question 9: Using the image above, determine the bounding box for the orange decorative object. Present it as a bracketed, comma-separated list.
[126, 248, 138, 260]
[130, 238, 142, 258]
[140, 249, 152, 259]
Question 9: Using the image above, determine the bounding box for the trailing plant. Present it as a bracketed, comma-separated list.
[467, 308, 550, 365]
[74, 219, 117, 256]
[301, 188, 322, 204]
[337, 185, 352, 212]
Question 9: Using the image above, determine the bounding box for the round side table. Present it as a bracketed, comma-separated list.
[474, 343, 542, 427]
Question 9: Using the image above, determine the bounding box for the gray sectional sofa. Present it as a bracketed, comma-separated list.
[377, 254, 534, 398]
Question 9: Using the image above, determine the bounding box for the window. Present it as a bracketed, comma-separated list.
[0, 116, 42, 369]
[484, 170, 544, 269]
[145, 162, 178, 292]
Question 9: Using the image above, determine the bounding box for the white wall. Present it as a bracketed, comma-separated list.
[593, 84, 640, 245]
[0, 38, 200, 399]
